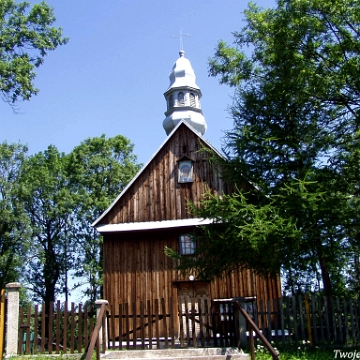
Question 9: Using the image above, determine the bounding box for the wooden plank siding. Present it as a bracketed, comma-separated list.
[103, 229, 281, 310]
[100, 123, 281, 324]
[101, 124, 232, 225]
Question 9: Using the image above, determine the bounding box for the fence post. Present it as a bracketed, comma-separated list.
[5, 282, 21, 357]
[95, 300, 108, 350]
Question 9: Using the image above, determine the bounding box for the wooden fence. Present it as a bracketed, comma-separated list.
[18, 300, 96, 355]
[18, 294, 360, 355]
[253, 294, 360, 346]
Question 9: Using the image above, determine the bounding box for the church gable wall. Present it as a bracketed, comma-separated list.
[103, 124, 227, 225]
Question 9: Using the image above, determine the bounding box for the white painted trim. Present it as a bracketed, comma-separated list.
[95, 218, 213, 233]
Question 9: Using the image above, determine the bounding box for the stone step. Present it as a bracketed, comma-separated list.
[101, 347, 249, 360]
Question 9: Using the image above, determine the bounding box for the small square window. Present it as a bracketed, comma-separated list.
[179, 235, 196, 255]
[178, 160, 194, 183]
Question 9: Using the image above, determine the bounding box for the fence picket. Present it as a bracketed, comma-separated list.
[56, 300, 60, 354]
[14, 292, 360, 356]
[169, 297, 175, 348]
[267, 299, 272, 341]
[155, 299, 160, 349]
[298, 295, 305, 342]
[286, 297, 292, 344]
[140, 301, 145, 349]
[34, 304, 39, 354]
[343, 299, 349, 344]
[146, 300, 151, 350]
[125, 302, 130, 350]
[278, 297, 285, 345]
[336, 297, 343, 344]
[63, 302, 68, 352]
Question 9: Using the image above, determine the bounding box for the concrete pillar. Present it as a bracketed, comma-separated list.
[95, 299, 108, 351]
[5, 282, 21, 357]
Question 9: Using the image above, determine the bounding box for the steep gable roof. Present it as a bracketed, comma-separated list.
[92, 120, 225, 227]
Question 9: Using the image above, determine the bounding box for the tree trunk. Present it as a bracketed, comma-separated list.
[318, 253, 334, 339]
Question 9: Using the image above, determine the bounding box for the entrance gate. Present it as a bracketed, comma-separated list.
[106, 297, 240, 349]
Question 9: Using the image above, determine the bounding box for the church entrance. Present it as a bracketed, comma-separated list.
[177, 281, 212, 346]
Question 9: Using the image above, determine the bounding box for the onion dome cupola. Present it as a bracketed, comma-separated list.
[163, 50, 207, 135]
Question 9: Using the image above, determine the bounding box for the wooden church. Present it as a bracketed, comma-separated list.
[92, 49, 281, 342]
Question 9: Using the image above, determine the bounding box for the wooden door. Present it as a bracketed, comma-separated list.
[177, 282, 211, 346]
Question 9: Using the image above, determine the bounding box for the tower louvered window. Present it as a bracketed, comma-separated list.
[178, 92, 185, 106]
[190, 93, 196, 107]
[169, 95, 174, 109]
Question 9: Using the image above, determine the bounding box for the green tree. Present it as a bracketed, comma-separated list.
[167, 0, 360, 303]
[0, 141, 29, 288]
[0, 0, 68, 106]
[18, 145, 75, 305]
[67, 134, 141, 303]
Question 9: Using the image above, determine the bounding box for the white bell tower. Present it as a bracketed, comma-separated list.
[163, 49, 207, 135]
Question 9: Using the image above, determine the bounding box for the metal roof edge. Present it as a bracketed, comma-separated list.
[95, 217, 214, 232]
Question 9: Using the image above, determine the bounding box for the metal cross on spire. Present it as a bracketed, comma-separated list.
[172, 27, 190, 52]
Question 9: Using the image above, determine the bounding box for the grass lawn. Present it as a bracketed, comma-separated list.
[253, 343, 359, 359]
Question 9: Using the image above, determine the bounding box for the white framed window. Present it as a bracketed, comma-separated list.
[178, 160, 194, 183]
[179, 234, 196, 255]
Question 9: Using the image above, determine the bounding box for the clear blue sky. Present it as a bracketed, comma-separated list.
[2, 0, 275, 165]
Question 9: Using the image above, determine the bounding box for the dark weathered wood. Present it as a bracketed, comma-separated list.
[248, 319, 255, 360]
[40, 304, 46, 353]
[278, 298, 285, 345]
[336, 297, 343, 343]
[70, 303, 75, 353]
[118, 304, 123, 350]
[34, 305, 39, 353]
[101, 312, 107, 353]
[84, 304, 89, 351]
[198, 299, 204, 348]
[146, 301, 152, 350]
[298, 295, 305, 342]
[178, 298, 184, 348]
[155, 299, 160, 349]
[285, 297, 292, 344]
[63, 302, 68, 352]
[78, 303, 83, 353]
[330, 297, 337, 342]
[318, 296, 325, 344]
[311, 294, 318, 345]
[169, 297, 175, 348]
[190, 297, 197, 348]
[85, 303, 106, 360]
[292, 296, 298, 343]
[125, 303, 130, 350]
[25, 305, 31, 354]
[18, 307, 24, 354]
[267, 299, 272, 341]
[161, 298, 169, 349]
[110, 304, 115, 350]
[273, 299, 279, 344]
[204, 299, 211, 345]
[304, 294, 313, 345]
[140, 301, 145, 349]
[343, 299, 349, 344]
[324, 296, 331, 343]
[48, 302, 54, 354]
[56, 300, 61, 353]
[184, 297, 190, 347]
[132, 301, 137, 349]
[355, 299, 360, 341]
[101, 123, 282, 316]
